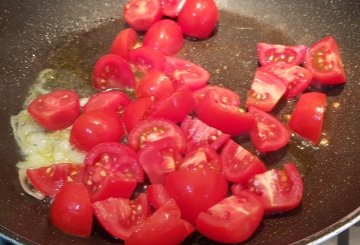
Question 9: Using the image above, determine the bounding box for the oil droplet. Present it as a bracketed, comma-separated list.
[332, 101, 341, 109]
[319, 138, 329, 147]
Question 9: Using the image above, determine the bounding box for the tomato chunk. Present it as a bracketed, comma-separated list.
[160, 0, 186, 17]
[136, 70, 174, 100]
[83, 90, 131, 114]
[146, 184, 171, 210]
[129, 46, 166, 72]
[257, 43, 307, 66]
[123, 97, 155, 133]
[110, 28, 138, 60]
[193, 85, 241, 108]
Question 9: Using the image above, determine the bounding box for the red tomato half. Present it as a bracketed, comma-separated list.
[143, 19, 183, 56]
[123, 97, 155, 133]
[249, 107, 290, 153]
[177, 0, 218, 39]
[196, 192, 264, 244]
[259, 62, 313, 98]
[289, 92, 327, 144]
[26, 163, 84, 197]
[128, 118, 186, 152]
[257, 43, 307, 66]
[193, 85, 241, 108]
[70, 110, 125, 152]
[92, 54, 136, 90]
[110, 28, 138, 60]
[146, 184, 171, 209]
[50, 183, 93, 237]
[129, 46, 166, 72]
[136, 70, 174, 100]
[248, 163, 304, 213]
[165, 169, 228, 224]
[160, 0, 186, 17]
[83, 90, 131, 114]
[28, 89, 80, 131]
[123, 0, 162, 31]
[179, 146, 222, 173]
[304, 36, 346, 85]
[245, 70, 287, 112]
[164, 56, 210, 91]
[92, 193, 151, 240]
[220, 140, 266, 184]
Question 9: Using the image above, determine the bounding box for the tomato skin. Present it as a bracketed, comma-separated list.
[257, 43, 308, 66]
[196, 192, 264, 244]
[50, 183, 93, 237]
[146, 184, 171, 209]
[160, 0, 186, 17]
[123, 97, 155, 133]
[165, 169, 228, 224]
[26, 163, 84, 197]
[193, 85, 241, 108]
[92, 54, 136, 90]
[143, 19, 183, 56]
[136, 70, 174, 100]
[28, 89, 80, 131]
[110, 28, 138, 60]
[177, 0, 218, 39]
[123, 0, 162, 31]
[70, 110, 125, 152]
[83, 90, 131, 114]
[289, 92, 327, 144]
[304, 35, 346, 85]
[129, 46, 166, 72]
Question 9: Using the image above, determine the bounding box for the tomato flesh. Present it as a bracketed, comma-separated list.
[129, 46, 166, 72]
[123, 97, 155, 133]
[136, 70, 174, 100]
[110, 28, 138, 60]
[160, 0, 186, 17]
[257, 43, 308, 66]
[83, 90, 131, 114]
[146, 184, 171, 210]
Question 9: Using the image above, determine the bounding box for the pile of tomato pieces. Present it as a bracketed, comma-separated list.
[24, 0, 347, 244]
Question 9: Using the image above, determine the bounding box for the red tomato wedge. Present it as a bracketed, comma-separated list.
[179, 146, 222, 173]
[138, 138, 182, 185]
[123, 0, 162, 31]
[28, 89, 80, 131]
[220, 140, 266, 184]
[259, 62, 313, 98]
[110, 28, 138, 60]
[146, 184, 171, 209]
[143, 19, 183, 56]
[196, 192, 264, 244]
[129, 46, 166, 72]
[123, 97, 155, 133]
[125, 199, 195, 245]
[83, 90, 131, 114]
[84, 142, 144, 182]
[180, 116, 230, 152]
[193, 85, 241, 108]
[128, 118, 186, 152]
[160, 0, 186, 17]
[136, 70, 174, 100]
[289, 92, 327, 144]
[164, 56, 210, 91]
[249, 107, 290, 153]
[257, 43, 307, 66]
[165, 168, 228, 224]
[26, 163, 84, 197]
[245, 70, 287, 112]
[92, 54, 136, 90]
[50, 183, 93, 237]
[248, 163, 304, 213]
[92, 193, 151, 240]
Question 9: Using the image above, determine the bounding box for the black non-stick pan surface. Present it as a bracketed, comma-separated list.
[1, 0, 360, 244]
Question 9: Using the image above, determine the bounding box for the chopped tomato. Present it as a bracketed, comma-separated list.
[249, 107, 290, 153]
[136, 70, 174, 100]
[193, 85, 241, 108]
[220, 140, 266, 184]
[83, 90, 131, 114]
[129, 46, 166, 72]
[196, 191, 264, 244]
[138, 138, 182, 185]
[231, 183, 246, 196]
[160, 0, 186, 17]
[289, 92, 327, 144]
[128, 118, 186, 152]
[179, 146, 222, 173]
[110, 28, 138, 60]
[84, 142, 144, 182]
[70, 110, 125, 152]
[248, 163, 303, 213]
[304, 35, 346, 85]
[259, 62, 313, 98]
[50, 183, 93, 237]
[146, 184, 171, 209]
[177, 0, 219, 39]
[92, 54, 136, 90]
[92, 193, 151, 239]
[123, 97, 155, 133]
[123, 0, 162, 31]
[245, 70, 287, 112]
[26, 163, 84, 197]
[143, 19, 183, 56]
[125, 199, 195, 245]
[165, 168, 228, 224]
[257, 43, 307, 66]
[28, 89, 80, 131]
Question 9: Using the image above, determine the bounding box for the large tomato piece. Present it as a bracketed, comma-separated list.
[123, 0, 162, 31]
[248, 163, 304, 214]
[92, 193, 151, 240]
[143, 19, 183, 55]
[177, 0, 218, 39]
[136, 70, 174, 100]
[92, 54, 135, 90]
[110, 28, 138, 60]
[196, 192, 264, 244]
[28, 89, 80, 131]
[129, 46, 166, 72]
[50, 183, 93, 237]
[289, 92, 327, 144]
[304, 35, 346, 85]
[70, 110, 125, 152]
[165, 169, 228, 224]
[257, 43, 308, 66]
[123, 97, 155, 133]
[83, 90, 131, 114]
[193, 85, 241, 108]
[26, 163, 84, 197]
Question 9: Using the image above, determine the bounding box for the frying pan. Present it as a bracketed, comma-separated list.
[1, 0, 360, 244]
